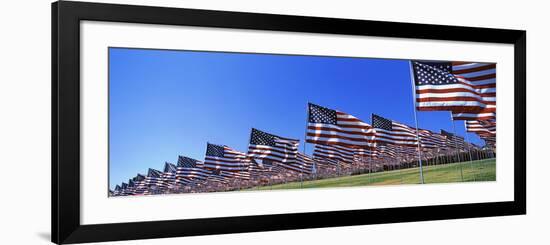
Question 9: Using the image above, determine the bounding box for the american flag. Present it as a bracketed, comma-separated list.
[295, 152, 315, 174]
[247, 159, 272, 179]
[146, 168, 164, 188]
[161, 162, 177, 188]
[441, 130, 465, 150]
[206, 171, 230, 184]
[480, 134, 496, 147]
[306, 103, 376, 148]
[248, 128, 302, 171]
[412, 61, 495, 114]
[220, 171, 251, 180]
[126, 179, 135, 195]
[354, 147, 378, 160]
[395, 145, 418, 158]
[120, 182, 129, 195]
[375, 144, 398, 158]
[204, 143, 250, 172]
[114, 185, 121, 195]
[418, 129, 445, 149]
[465, 120, 496, 135]
[177, 156, 212, 184]
[451, 62, 496, 120]
[372, 114, 418, 146]
[313, 144, 355, 165]
[132, 174, 147, 195]
[451, 108, 496, 121]
[261, 159, 289, 174]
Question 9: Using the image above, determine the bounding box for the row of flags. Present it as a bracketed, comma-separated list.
[111, 101, 487, 196]
[110, 60, 496, 195]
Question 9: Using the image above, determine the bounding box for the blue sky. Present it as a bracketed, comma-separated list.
[109, 47, 485, 189]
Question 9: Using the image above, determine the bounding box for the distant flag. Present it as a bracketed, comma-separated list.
[411, 61, 496, 114]
[127, 179, 135, 195]
[177, 156, 212, 184]
[220, 171, 251, 180]
[313, 144, 355, 165]
[354, 147, 378, 161]
[451, 108, 496, 121]
[247, 159, 272, 179]
[204, 143, 250, 172]
[395, 145, 418, 158]
[372, 114, 418, 147]
[206, 171, 230, 184]
[479, 134, 496, 147]
[120, 182, 129, 195]
[306, 103, 376, 148]
[146, 168, 164, 189]
[114, 185, 121, 195]
[132, 174, 147, 195]
[465, 120, 496, 135]
[418, 129, 446, 149]
[248, 128, 298, 163]
[248, 128, 305, 172]
[375, 144, 398, 158]
[161, 162, 177, 188]
[441, 130, 466, 150]
[295, 152, 314, 174]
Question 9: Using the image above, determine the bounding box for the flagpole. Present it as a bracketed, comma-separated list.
[449, 113, 464, 181]
[408, 61, 425, 184]
[463, 121, 477, 181]
[301, 103, 311, 189]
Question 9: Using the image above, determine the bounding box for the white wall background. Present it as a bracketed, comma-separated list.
[0, 0, 547, 244]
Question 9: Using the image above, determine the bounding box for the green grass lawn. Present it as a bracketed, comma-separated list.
[248, 158, 496, 191]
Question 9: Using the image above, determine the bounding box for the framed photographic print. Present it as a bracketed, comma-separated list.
[52, 1, 526, 244]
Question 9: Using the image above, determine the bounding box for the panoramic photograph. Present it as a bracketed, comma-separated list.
[108, 47, 496, 197]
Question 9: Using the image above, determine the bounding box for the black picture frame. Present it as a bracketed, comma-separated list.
[52, 1, 526, 244]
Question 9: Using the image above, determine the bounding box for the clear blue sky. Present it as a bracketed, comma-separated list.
[109, 47, 484, 189]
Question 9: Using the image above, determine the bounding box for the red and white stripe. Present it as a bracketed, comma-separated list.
[374, 121, 418, 147]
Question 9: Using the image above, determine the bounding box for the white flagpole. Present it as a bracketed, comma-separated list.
[463, 121, 477, 181]
[408, 61, 425, 184]
[301, 103, 310, 189]
[449, 113, 464, 181]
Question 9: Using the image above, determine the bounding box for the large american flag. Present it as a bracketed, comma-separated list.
[412, 61, 495, 115]
[313, 144, 355, 165]
[372, 114, 418, 146]
[176, 156, 211, 184]
[204, 143, 249, 172]
[306, 103, 376, 148]
[451, 62, 496, 120]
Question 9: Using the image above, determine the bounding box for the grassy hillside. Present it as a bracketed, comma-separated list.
[248, 158, 496, 191]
